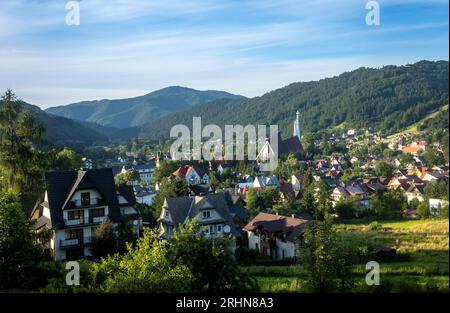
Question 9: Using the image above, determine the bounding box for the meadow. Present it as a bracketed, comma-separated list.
[246, 219, 449, 293]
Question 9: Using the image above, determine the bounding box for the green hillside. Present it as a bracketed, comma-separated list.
[137, 60, 449, 140]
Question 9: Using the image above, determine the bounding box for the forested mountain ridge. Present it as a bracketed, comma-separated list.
[45, 86, 245, 129]
[137, 60, 449, 140]
[0, 100, 109, 145]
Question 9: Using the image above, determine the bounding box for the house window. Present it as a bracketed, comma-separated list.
[66, 248, 84, 260]
[65, 229, 83, 240]
[81, 192, 90, 206]
[282, 250, 285, 259]
[68, 210, 83, 220]
[209, 225, 214, 233]
[91, 208, 105, 218]
[255, 243, 259, 250]
[202, 210, 211, 219]
[217, 225, 222, 233]
[165, 210, 170, 219]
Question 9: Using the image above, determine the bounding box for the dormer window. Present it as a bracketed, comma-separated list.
[202, 210, 211, 219]
[81, 192, 90, 206]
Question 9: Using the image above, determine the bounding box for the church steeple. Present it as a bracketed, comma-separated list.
[293, 110, 301, 140]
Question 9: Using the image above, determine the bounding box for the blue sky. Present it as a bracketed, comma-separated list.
[0, 0, 448, 108]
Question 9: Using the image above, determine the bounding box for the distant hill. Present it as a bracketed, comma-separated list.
[136, 60, 449, 140]
[45, 86, 245, 129]
[3, 101, 110, 145]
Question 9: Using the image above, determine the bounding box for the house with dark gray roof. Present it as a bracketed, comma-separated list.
[158, 193, 239, 240]
[133, 185, 156, 205]
[31, 168, 141, 261]
[243, 212, 311, 260]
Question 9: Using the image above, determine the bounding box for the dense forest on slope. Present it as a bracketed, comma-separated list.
[0, 100, 109, 145]
[45, 86, 244, 129]
[137, 60, 449, 140]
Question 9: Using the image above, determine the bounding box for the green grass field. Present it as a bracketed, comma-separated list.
[246, 219, 449, 293]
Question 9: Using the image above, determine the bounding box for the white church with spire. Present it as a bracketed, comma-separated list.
[256, 109, 303, 170]
[293, 110, 301, 140]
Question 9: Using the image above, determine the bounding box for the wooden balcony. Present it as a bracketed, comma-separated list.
[59, 236, 91, 248]
[64, 215, 108, 227]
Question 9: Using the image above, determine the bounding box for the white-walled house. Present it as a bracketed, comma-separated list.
[31, 168, 141, 261]
[405, 184, 426, 203]
[172, 165, 209, 185]
[133, 163, 156, 185]
[331, 182, 370, 213]
[133, 185, 156, 206]
[243, 212, 311, 260]
[291, 174, 304, 192]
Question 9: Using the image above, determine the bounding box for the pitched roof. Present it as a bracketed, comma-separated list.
[172, 165, 207, 178]
[366, 182, 386, 193]
[117, 184, 137, 206]
[279, 135, 302, 156]
[406, 184, 425, 194]
[229, 205, 248, 221]
[334, 186, 349, 197]
[265, 133, 302, 157]
[345, 184, 365, 195]
[265, 175, 280, 187]
[161, 193, 239, 236]
[189, 184, 212, 196]
[133, 185, 155, 197]
[42, 168, 122, 227]
[163, 196, 193, 226]
[280, 182, 295, 198]
[423, 171, 446, 180]
[186, 165, 206, 177]
[321, 176, 340, 187]
[172, 166, 188, 178]
[402, 146, 422, 153]
[243, 212, 311, 241]
[218, 162, 235, 169]
[132, 162, 156, 171]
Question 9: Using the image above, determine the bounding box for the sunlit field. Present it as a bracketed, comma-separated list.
[247, 219, 449, 293]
